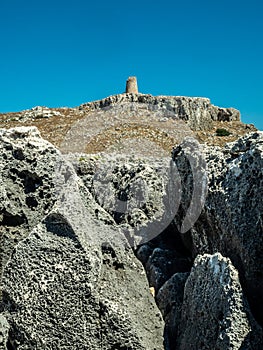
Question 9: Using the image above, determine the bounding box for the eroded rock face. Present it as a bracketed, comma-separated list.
[176, 253, 263, 350]
[1, 125, 263, 350]
[73, 136, 263, 347]
[173, 132, 263, 326]
[80, 93, 240, 131]
[145, 248, 191, 293]
[0, 315, 9, 349]
[0, 127, 58, 276]
[2, 214, 164, 349]
[72, 153, 179, 247]
[0, 127, 165, 349]
[22, 106, 62, 120]
[156, 272, 189, 350]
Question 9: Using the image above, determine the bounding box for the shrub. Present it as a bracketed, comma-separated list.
[216, 128, 231, 137]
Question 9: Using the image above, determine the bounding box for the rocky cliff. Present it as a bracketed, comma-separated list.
[0, 90, 262, 349]
[80, 93, 240, 131]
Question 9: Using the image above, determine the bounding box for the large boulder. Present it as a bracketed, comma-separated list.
[176, 253, 263, 350]
[0, 127, 164, 349]
[173, 132, 263, 326]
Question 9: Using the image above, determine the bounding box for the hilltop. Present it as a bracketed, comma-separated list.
[0, 91, 256, 156]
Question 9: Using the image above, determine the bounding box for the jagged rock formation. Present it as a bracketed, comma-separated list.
[156, 272, 189, 349]
[80, 93, 240, 131]
[0, 91, 254, 154]
[23, 106, 62, 119]
[173, 132, 263, 329]
[176, 253, 262, 350]
[3, 106, 62, 122]
[0, 127, 164, 349]
[0, 87, 262, 349]
[72, 133, 263, 348]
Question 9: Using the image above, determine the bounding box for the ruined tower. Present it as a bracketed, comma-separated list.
[126, 76, 138, 94]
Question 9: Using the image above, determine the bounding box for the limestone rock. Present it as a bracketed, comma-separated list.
[1, 212, 164, 349]
[80, 93, 240, 131]
[0, 315, 9, 350]
[136, 243, 154, 266]
[145, 248, 191, 293]
[173, 132, 263, 327]
[0, 127, 59, 277]
[23, 106, 62, 119]
[216, 107, 240, 122]
[0, 127, 165, 349]
[176, 253, 263, 350]
[1, 121, 262, 350]
[156, 272, 189, 350]
[72, 153, 178, 247]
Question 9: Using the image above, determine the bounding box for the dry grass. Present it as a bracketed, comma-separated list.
[0, 106, 257, 156]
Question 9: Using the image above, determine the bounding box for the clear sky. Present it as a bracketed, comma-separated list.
[0, 0, 262, 129]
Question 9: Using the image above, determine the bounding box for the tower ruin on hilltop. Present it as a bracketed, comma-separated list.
[126, 76, 138, 94]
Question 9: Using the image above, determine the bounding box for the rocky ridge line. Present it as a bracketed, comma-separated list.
[80, 93, 240, 130]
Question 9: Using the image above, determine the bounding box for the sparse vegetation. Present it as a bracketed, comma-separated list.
[216, 128, 231, 137]
[0, 104, 257, 152]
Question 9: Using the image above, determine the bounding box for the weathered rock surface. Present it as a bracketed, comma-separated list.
[0, 127, 165, 349]
[72, 134, 263, 347]
[173, 132, 263, 327]
[156, 272, 189, 350]
[0, 127, 58, 277]
[145, 248, 191, 293]
[0, 118, 262, 350]
[2, 107, 62, 122]
[0, 315, 9, 349]
[80, 93, 240, 131]
[71, 153, 179, 247]
[176, 253, 262, 350]
[22, 106, 62, 120]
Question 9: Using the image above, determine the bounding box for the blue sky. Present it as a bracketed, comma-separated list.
[0, 0, 262, 129]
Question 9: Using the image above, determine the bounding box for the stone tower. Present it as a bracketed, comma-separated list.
[126, 76, 138, 94]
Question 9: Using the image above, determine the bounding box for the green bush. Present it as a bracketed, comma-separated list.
[216, 128, 231, 137]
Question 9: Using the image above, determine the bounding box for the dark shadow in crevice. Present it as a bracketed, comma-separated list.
[1, 211, 27, 227]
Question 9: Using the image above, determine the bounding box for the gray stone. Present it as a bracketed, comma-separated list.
[1, 121, 262, 350]
[136, 244, 154, 266]
[79, 93, 240, 131]
[176, 253, 263, 350]
[216, 107, 241, 122]
[156, 272, 189, 350]
[22, 106, 62, 120]
[173, 132, 263, 327]
[0, 127, 58, 280]
[146, 248, 191, 292]
[0, 127, 165, 349]
[73, 153, 178, 247]
[0, 315, 9, 350]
